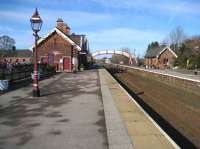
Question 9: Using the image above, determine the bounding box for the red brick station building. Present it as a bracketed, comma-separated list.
[144, 46, 178, 69]
[33, 18, 91, 72]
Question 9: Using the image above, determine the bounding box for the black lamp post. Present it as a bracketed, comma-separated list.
[30, 8, 42, 97]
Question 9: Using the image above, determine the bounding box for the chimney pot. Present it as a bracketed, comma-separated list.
[63, 23, 71, 35]
[56, 18, 64, 31]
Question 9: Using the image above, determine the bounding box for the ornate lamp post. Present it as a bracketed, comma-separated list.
[30, 8, 43, 97]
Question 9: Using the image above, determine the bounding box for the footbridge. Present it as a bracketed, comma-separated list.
[92, 50, 135, 65]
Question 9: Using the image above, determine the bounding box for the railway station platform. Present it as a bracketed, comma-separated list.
[99, 69, 179, 149]
[0, 69, 180, 149]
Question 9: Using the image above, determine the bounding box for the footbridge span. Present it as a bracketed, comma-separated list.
[92, 50, 135, 65]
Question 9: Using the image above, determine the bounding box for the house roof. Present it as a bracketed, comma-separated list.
[145, 47, 163, 58]
[15, 50, 33, 57]
[3, 49, 33, 57]
[145, 46, 177, 58]
[70, 34, 89, 52]
[70, 34, 82, 47]
[32, 28, 81, 51]
[64, 23, 70, 29]
[158, 47, 178, 58]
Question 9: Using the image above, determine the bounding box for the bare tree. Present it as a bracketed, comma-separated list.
[0, 35, 15, 50]
[111, 47, 131, 64]
[164, 26, 186, 52]
[120, 47, 131, 53]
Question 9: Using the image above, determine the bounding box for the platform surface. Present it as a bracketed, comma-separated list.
[0, 69, 180, 149]
[0, 70, 108, 149]
[99, 69, 179, 149]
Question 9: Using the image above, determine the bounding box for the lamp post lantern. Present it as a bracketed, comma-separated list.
[30, 8, 42, 97]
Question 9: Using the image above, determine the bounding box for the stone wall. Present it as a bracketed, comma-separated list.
[118, 65, 200, 96]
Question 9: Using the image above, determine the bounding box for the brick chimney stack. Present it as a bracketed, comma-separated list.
[56, 18, 64, 32]
[63, 24, 71, 35]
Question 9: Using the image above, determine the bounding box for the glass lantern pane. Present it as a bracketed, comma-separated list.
[32, 22, 42, 31]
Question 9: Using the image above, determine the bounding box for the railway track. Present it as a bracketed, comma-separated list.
[105, 65, 199, 149]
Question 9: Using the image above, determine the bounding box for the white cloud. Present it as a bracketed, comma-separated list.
[0, 8, 112, 28]
[92, 0, 200, 16]
[1, 0, 199, 54]
[92, 0, 200, 27]
[0, 26, 15, 33]
[0, 8, 113, 49]
[40, 9, 113, 28]
[0, 10, 30, 21]
[87, 27, 166, 56]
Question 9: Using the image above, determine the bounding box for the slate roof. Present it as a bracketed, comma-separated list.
[145, 46, 177, 58]
[64, 23, 70, 29]
[70, 34, 89, 52]
[15, 50, 33, 57]
[3, 50, 33, 57]
[70, 34, 81, 47]
[145, 47, 163, 58]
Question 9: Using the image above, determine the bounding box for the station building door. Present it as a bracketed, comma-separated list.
[63, 57, 71, 71]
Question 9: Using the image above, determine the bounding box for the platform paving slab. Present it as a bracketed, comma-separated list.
[0, 70, 108, 149]
[99, 69, 180, 149]
[99, 69, 134, 149]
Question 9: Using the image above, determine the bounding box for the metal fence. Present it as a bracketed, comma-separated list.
[0, 63, 56, 82]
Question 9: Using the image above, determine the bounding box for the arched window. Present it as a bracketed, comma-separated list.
[48, 53, 54, 64]
[163, 58, 168, 64]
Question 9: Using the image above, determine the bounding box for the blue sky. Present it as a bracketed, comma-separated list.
[0, 0, 200, 56]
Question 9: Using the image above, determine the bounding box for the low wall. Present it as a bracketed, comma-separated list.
[111, 64, 200, 96]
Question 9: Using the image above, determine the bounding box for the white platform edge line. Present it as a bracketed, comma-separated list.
[115, 64, 200, 83]
[104, 69, 181, 149]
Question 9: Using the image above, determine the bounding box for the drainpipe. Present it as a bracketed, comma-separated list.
[71, 45, 73, 72]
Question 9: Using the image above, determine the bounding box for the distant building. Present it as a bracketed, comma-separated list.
[144, 46, 177, 69]
[33, 18, 90, 72]
[0, 49, 33, 64]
